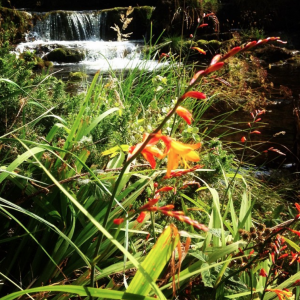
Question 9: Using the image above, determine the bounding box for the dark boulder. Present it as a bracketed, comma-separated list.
[45, 47, 85, 63]
[254, 45, 294, 63]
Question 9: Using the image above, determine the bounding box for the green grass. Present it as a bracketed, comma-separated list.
[0, 36, 299, 300]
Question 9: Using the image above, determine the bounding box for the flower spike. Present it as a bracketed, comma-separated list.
[241, 41, 257, 52]
[220, 47, 241, 61]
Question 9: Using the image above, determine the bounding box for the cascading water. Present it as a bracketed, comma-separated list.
[27, 11, 107, 41]
[15, 10, 166, 74]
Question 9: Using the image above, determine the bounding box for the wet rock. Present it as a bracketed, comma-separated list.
[196, 39, 222, 51]
[45, 47, 85, 63]
[254, 45, 294, 63]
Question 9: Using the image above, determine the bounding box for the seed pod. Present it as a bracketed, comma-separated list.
[250, 232, 258, 239]
[242, 232, 250, 240]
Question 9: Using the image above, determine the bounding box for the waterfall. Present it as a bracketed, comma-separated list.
[15, 10, 167, 73]
[27, 11, 107, 41]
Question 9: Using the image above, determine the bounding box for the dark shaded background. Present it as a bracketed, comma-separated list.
[2, 0, 300, 39]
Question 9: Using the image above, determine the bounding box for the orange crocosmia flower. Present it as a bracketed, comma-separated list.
[128, 132, 164, 169]
[139, 198, 159, 210]
[259, 268, 267, 277]
[136, 212, 147, 223]
[182, 91, 206, 100]
[289, 229, 300, 238]
[160, 136, 201, 178]
[295, 203, 300, 213]
[155, 186, 173, 193]
[265, 289, 293, 300]
[176, 106, 193, 125]
[191, 47, 206, 55]
[250, 130, 261, 134]
[241, 136, 247, 143]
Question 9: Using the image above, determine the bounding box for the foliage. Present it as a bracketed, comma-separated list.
[0, 7, 32, 44]
[0, 19, 299, 300]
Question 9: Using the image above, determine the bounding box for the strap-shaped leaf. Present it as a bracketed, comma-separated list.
[126, 224, 180, 297]
[0, 285, 158, 300]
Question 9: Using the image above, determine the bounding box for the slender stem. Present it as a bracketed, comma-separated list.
[150, 211, 157, 243]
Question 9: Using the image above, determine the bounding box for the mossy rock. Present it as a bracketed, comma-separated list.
[0, 7, 33, 42]
[19, 51, 53, 69]
[196, 39, 222, 50]
[68, 72, 87, 81]
[46, 47, 85, 63]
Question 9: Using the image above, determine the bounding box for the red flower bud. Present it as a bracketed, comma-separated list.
[113, 218, 124, 225]
[259, 268, 268, 277]
[191, 47, 206, 55]
[137, 212, 147, 223]
[155, 186, 173, 193]
[198, 23, 208, 28]
[210, 54, 222, 66]
[220, 47, 241, 61]
[182, 91, 206, 100]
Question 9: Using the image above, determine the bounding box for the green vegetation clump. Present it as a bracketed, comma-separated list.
[68, 71, 87, 81]
[0, 7, 32, 44]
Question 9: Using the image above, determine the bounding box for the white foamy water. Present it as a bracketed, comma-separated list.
[15, 40, 168, 72]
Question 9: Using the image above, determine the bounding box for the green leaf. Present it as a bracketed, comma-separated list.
[0, 147, 44, 184]
[284, 237, 300, 252]
[102, 145, 130, 156]
[0, 285, 158, 300]
[126, 225, 179, 296]
[84, 107, 120, 136]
